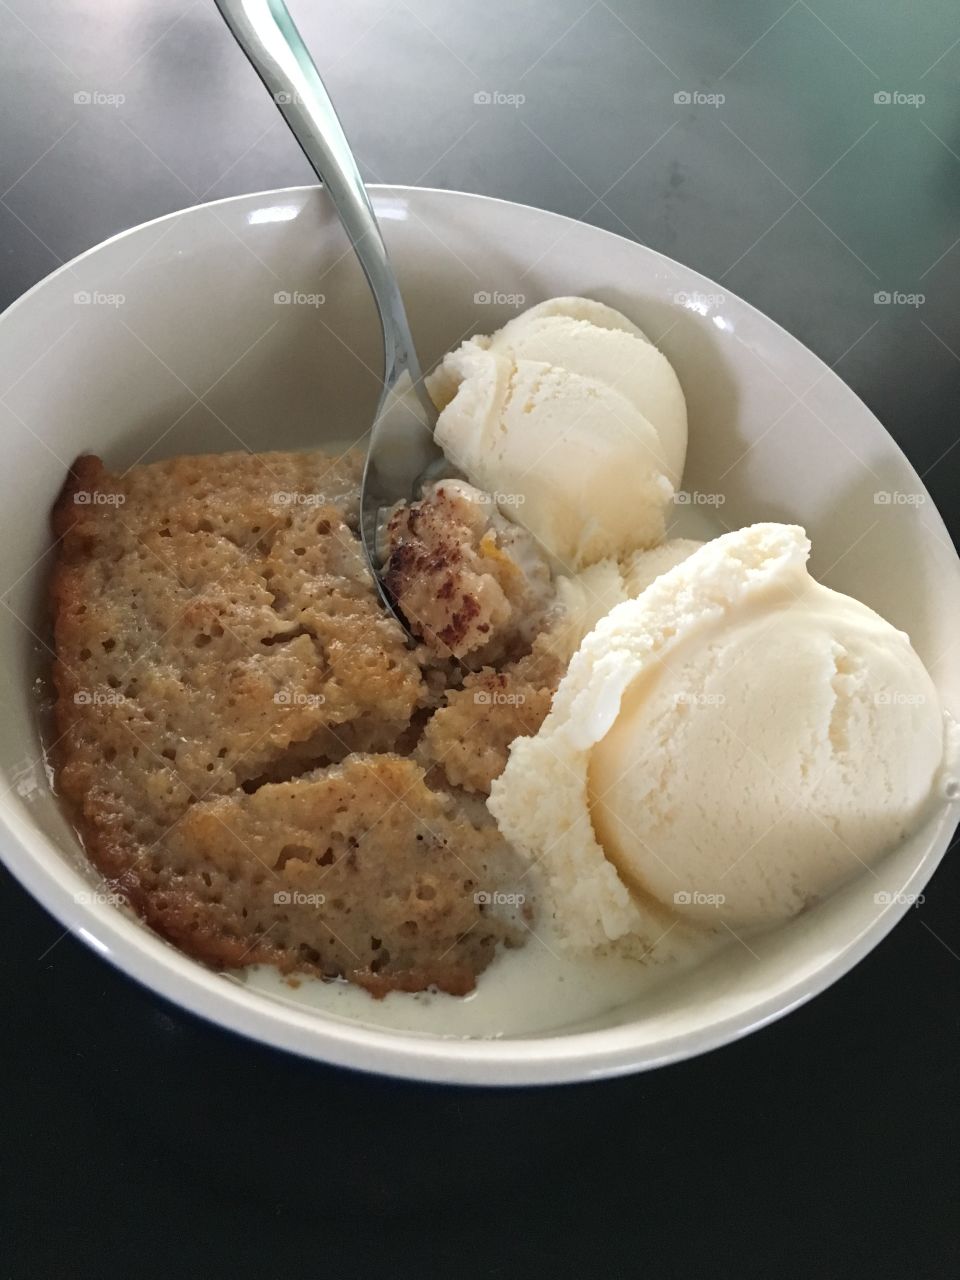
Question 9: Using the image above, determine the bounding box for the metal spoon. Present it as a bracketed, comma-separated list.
[214, 0, 445, 627]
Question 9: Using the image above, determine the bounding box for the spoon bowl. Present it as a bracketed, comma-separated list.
[214, 0, 443, 623]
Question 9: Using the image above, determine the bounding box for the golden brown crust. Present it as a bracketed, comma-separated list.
[164, 754, 520, 994]
[49, 449, 523, 995]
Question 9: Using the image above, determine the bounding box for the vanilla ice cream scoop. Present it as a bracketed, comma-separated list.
[489, 524, 946, 948]
[426, 297, 687, 570]
[487, 298, 688, 483]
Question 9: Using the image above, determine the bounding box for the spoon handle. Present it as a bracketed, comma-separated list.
[213, 0, 421, 390]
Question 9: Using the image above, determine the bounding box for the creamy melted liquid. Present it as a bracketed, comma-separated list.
[234, 921, 714, 1039]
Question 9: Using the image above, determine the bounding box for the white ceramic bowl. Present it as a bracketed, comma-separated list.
[1, 186, 957, 1085]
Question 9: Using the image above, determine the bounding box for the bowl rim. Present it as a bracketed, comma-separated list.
[1, 181, 956, 1086]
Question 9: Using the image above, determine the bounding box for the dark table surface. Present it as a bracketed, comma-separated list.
[2, 2, 958, 1276]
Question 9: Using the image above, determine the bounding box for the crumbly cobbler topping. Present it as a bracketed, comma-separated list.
[51, 450, 555, 996]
